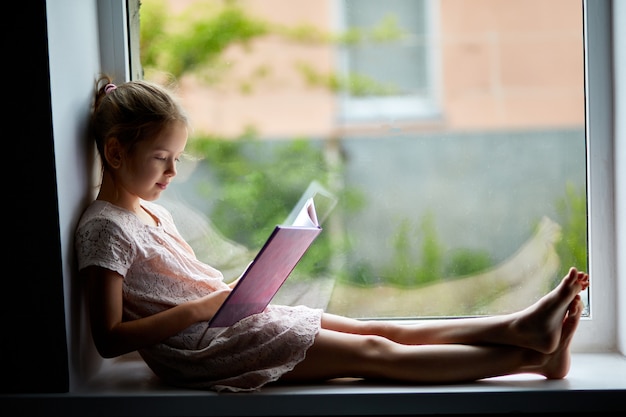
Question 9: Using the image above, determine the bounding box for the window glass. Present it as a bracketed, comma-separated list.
[339, 0, 437, 120]
[345, 0, 427, 91]
[138, 0, 587, 320]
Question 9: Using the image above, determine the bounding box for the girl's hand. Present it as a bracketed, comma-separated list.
[190, 288, 232, 322]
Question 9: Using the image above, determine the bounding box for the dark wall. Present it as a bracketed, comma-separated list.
[1, 0, 69, 393]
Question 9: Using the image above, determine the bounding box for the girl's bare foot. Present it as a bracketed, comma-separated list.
[511, 267, 589, 354]
[539, 295, 583, 379]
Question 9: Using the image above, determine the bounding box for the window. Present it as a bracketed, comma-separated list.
[132, 0, 614, 352]
[338, 0, 439, 121]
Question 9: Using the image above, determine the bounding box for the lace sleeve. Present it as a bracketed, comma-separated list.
[75, 217, 136, 277]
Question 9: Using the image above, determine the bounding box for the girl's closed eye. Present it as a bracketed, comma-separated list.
[154, 153, 182, 162]
[154, 154, 173, 161]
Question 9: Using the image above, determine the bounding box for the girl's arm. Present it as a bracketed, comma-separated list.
[83, 265, 231, 358]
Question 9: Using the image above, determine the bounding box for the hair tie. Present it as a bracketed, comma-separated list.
[104, 83, 117, 94]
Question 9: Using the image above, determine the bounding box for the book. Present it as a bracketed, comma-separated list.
[208, 197, 323, 327]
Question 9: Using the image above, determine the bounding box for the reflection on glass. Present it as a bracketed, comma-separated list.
[140, 0, 587, 319]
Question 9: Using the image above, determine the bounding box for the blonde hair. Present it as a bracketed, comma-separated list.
[90, 74, 189, 171]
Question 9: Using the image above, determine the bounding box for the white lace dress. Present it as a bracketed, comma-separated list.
[75, 200, 323, 392]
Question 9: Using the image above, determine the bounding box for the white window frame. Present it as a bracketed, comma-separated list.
[575, 0, 617, 352]
[615, 0, 626, 356]
[97, 0, 130, 81]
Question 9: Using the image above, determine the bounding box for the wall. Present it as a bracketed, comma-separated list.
[46, 0, 105, 390]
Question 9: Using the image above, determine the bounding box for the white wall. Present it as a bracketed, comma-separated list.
[47, 0, 133, 390]
[46, 0, 106, 390]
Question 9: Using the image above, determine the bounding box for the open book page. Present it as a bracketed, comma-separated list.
[291, 197, 319, 227]
[283, 180, 337, 226]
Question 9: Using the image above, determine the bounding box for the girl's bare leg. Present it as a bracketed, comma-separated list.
[321, 267, 589, 354]
[280, 295, 583, 383]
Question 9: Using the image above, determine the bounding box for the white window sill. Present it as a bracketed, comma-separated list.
[3, 352, 625, 415]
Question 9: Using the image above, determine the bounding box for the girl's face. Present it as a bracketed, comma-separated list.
[119, 121, 188, 202]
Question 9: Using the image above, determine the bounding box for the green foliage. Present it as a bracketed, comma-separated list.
[341, 181, 587, 289]
[444, 248, 492, 277]
[342, 210, 495, 288]
[140, 0, 409, 93]
[554, 182, 588, 279]
[296, 62, 399, 96]
[186, 135, 338, 279]
[376, 212, 444, 288]
[139, 0, 167, 70]
[368, 14, 407, 42]
[274, 23, 332, 44]
[334, 14, 407, 44]
[141, 0, 268, 79]
[339, 260, 379, 287]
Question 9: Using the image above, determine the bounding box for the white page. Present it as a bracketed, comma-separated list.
[291, 197, 318, 227]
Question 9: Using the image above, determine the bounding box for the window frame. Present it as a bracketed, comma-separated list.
[125, 0, 619, 353]
[576, 0, 616, 352]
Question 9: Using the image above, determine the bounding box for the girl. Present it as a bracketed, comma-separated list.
[75, 75, 590, 393]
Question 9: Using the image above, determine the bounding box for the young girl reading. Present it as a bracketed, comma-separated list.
[75, 75, 590, 393]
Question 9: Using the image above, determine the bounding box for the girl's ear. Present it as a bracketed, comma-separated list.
[104, 137, 124, 169]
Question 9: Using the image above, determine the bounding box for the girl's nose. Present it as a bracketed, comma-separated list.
[166, 160, 177, 176]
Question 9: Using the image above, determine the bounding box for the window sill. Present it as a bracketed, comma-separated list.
[2, 352, 625, 415]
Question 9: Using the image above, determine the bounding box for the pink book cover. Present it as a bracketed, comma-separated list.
[209, 198, 322, 328]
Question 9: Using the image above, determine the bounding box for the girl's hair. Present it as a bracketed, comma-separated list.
[90, 74, 189, 170]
